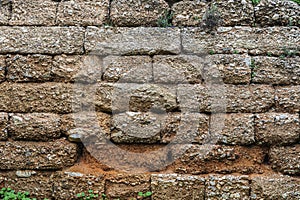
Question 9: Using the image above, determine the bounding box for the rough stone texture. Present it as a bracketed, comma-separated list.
[0, 112, 8, 141]
[211, 113, 255, 145]
[251, 175, 300, 199]
[153, 55, 203, 84]
[252, 56, 300, 85]
[171, 145, 265, 174]
[151, 174, 205, 200]
[206, 54, 251, 84]
[8, 113, 61, 141]
[269, 145, 300, 175]
[0, 0, 11, 25]
[0, 26, 85, 54]
[103, 56, 152, 83]
[56, 0, 109, 26]
[275, 86, 300, 113]
[0, 55, 6, 82]
[10, 0, 57, 25]
[85, 27, 181, 55]
[105, 174, 150, 199]
[51, 172, 105, 199]
[254, 0, 300, 27]
[182, 26, 299, 56]
[95, 83, 177, 113]
[177, 84, 274, 113]
[0, 139, 78, 170]
[206, 175, 250, 200]
[255, 113, 299, 145]
[111, 0, 169, 26]
[0, 82, 81, 113]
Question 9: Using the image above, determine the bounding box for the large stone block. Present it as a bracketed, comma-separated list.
[0, 26, 85, 54]
[275, 86, 300, 113]
[255, 113, 299, 145]
[269, 145, 300, 175]
[182, 27, 299, 56]
[10, 0, 57, 25]
[0, 139, 78, 170]
[206, 175, 250, 200]
[151, 174, 205, 200]
[0, 0, 11, 25]
[103, 56, 152, 83]
[85, 27, 181, 55]
[254, 0, 300, 27]
[252, 56, 300, 85]
[111, 0, 169, 26]
[0, 112, 8, 141]
[56, 0, 109, 26]
[8, 113, 61, 141]
[251, 175, 300, 199]
[0, 55, 5, 82]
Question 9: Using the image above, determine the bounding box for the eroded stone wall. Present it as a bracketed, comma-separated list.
[0, 0, 299, 199]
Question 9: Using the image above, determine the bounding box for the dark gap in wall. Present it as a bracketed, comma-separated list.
[263, 151, 270, 165]
[165, 0, 182, 8]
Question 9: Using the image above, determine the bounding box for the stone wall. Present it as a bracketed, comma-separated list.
[0, 0, 299, 199]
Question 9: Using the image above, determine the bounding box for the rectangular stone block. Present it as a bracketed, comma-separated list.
[0, 112, 8, 141]
[10, 0, 57, 25]
[206, 175, 250, 200]
[275, 86, 300, 113]
[251, 175, 300, 199]
[56, 0, 109, 26]
[0, 55, 5, 82]
[0, 0, 11, 25]
[103, 56, 153, 83]
[8, 113, 61, 141]
[111, 0, 168, 26]
[182, 27, 299, 56]
[170, 145, 265, 174]
[252, 56, 300, 85]
[0, 139, 78, 170]
[151, 174, 205, 200]
[255, 113, 299, 145]
[269, 145, 300, 175]
[177, 84, 274, 113]
[85, 27, 181, 55]
[0, 82, 81, 114]
[0, 26, 85, 54]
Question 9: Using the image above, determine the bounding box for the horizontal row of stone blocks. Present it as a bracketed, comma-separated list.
[0, 0, 299, 27]
[0, 54, 299, 85]
[0, 26, 298, 55]
[0, 82, 299, 113]
[0, 172, 299, 199]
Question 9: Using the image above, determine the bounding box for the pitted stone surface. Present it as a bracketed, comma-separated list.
[0, 0, 11, 25]
[0, 112, 8, 141]
[0, 55, 6, 82]
[275, 86, 300, 113]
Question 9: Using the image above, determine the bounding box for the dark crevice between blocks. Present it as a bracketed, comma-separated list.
[165, 0, 182, 8]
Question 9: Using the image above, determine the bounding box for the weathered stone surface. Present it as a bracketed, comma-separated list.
[182, 27, 299, 56]
[211, 113, 255, 145]
[111, 0, 169, 26]
[0, 113, 8, 141]
[171, 145, 265, 174]
[95, 83, 177, 113]
[153, 55, 203, 84]
[251, 175, 300, 199]
[51, 172, 105, 199]
[0, 55, 6, 82]
[252, 56, 300, 85]
[177, 84, 274, 113]
[85, 27, 181, 55]
[151, 174, 205, 200]
[206, 54, 251, 84]
[254, 0, 300, 27]
[0, 26, 85, 54]
[255, 113, 299, 145]
[206, 175, 250, 200]
[103, 56, 152, 83]
[106, 174, 150, 199]
[275, 86, 300, 113]
[0, 0, 11, 25]
[57, 0, 109, 26]
[10, 0, 57, 25]
[269, 145, 300, 175]
[0, 139, 78, 170]
[8, 113, 61, 141]
[0, 82, 81, 113]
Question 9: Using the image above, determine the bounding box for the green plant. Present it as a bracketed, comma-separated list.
[250, 59, 258, 78]
[76, 190, 99, 200]
[251, 0, 261, 5]
[290, 0, 300, 5]
[157, 10, 173, 27]
[202, 4, 221, 31]
[267, 52, 272, 56]
[233, 50, 239, 54]
[0, 188, 49, 200]
[209, 50, 215, 55]
[137, 191, 152, 199]
[280, 47, 298, 58]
